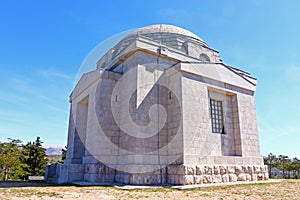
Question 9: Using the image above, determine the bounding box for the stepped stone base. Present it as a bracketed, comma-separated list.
[45, 164, 268, 185]
[165, 164, 268, 185]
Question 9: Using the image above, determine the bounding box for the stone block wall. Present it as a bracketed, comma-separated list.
[237, 93, 261, 157]
[46, 163, 268, 185]
[166, 164, 268, 185]
[45, 164, 84, 184]
[180, 68, 262, 166]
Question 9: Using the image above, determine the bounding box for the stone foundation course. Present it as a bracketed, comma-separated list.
[166, 164, 268, 185]
[46, 164, 268, 185]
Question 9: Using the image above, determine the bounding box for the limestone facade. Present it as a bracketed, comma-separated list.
[45, 24, 267, 185]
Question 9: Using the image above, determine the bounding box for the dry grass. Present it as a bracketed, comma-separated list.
[0, 179, 299, 199]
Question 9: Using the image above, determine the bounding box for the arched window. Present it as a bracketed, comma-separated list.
[199, 53, 210, 62]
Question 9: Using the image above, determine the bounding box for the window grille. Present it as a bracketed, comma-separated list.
[210, 99, 224, 133]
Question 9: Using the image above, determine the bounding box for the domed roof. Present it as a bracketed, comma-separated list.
[96, 24, 212, 70]
[109, 24, 209, 57]
[126, 24, 204, 42]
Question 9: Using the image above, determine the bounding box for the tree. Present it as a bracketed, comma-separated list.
[264, 153, 278, 178]
[295, 158, 300, 175]
[0, 139, 27, 181]
[291, 157, 300, 175]
[22, 137, 49, 177]
[62, 146, 67, 161]
[285, 159, 293, 178]
[54, 146, 67, 164]
[278, 155, 289, 178]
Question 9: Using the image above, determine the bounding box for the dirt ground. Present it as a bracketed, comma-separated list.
[0, 179, 299, 200]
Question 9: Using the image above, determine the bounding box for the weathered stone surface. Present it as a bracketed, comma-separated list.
[120, 175, 130, 184]
[202, 175, 212, 183]
[212, 174, 222, 183]
[219, 165, 227, 175]
[229, 174, 238, 182]
[167, 165, 178, 175]
[178, 175, 194, 185]
[214, 166, 220, 175]
[252, 174, 258, 181]
[245, 174, 252, 181]
[196, 165, 205, 175]
[46, 163, 269, 185]
[254, 166, 261, 173]
[227, 165, 235, 174]
[186, 165, 195, 175]
[237, 174, 247, 181]
[167, 175, 178, 185]
[204, 166, 213, 175]
[84, 173, 99, 182]
[242, 166, 248, 173]
[85, 164, 100, 174]
[261, 166, 268, 173]
[222, 174, 229, 182]
[194, 175, 203, 184]
[248, 166, 254, 174]
[235, 166, 242, 175]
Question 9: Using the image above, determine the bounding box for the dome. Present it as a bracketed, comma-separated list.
[122, 24, 209, 48]
[127, 24, 203, 41]
[96, 24, 213, 69]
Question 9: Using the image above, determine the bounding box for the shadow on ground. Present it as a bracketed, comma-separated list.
[0, 180, 74, 188]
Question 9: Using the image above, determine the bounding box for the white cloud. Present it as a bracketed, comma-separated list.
[38, 69, 72, 80]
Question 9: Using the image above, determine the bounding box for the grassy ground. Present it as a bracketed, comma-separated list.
[0, 179, 299, 199]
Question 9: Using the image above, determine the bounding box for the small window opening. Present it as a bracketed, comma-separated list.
[210, 99, 225, 134]
[200, 53, 210, 62]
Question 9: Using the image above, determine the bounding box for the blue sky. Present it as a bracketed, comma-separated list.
[0, 0, 299, 157]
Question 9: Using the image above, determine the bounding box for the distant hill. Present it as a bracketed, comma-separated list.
[44, 146, 63, 155]
[48, 154, 63, 164]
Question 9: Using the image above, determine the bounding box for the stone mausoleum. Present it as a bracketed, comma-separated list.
[45, 24, 268, 185]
